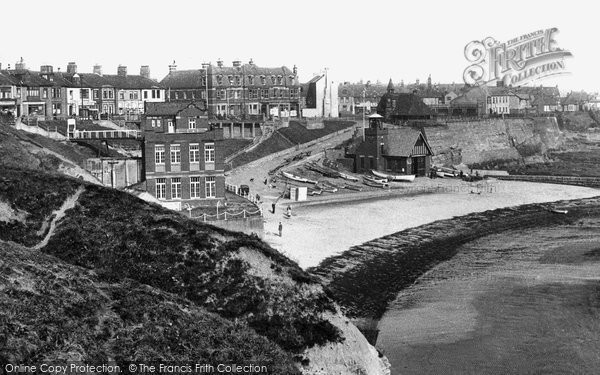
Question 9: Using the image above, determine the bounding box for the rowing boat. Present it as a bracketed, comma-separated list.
[363, 179, 389, 188]
[371, 170, 416, 182]
[339, 172, 359, 182]
[344, 184, 363, 191]
[363, 174, 388, 184]
[282, 171, 318, 184]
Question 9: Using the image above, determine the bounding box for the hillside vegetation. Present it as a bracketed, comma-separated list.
[0, 240, 298, 372]
[0, 166, 342, 368]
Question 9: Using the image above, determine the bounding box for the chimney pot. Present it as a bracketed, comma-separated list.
[67, 62, 77, 74]
[217, 59, 223, 68]
[117, 65, 127, 77]
[233, 60, 241, 68]
[168, 60, 177, 73]
[93, 64, 103, 76]
[140, 65, 150, 79]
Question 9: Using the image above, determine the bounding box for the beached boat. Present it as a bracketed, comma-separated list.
[549, 207, 568, 214]
[339, 172, 359, 182]
[316, 183, 338, 193]
[363, 175, 388, 184]
[344, 184, 363, 191]
[371, 170, 416, 182]
[282, 171, 318, 184]
[363, 179, 389, 188]
[307, 188, 323, 196]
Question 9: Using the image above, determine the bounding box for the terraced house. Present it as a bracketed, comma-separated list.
[142, 101, 225, 209]
[160, 59, 301, 120]
[0, 58, 165, 121]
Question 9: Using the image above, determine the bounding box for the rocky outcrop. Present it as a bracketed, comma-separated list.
[426, 117, 564, 166]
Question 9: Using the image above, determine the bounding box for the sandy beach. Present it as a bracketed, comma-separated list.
[260, 178, 599, 269]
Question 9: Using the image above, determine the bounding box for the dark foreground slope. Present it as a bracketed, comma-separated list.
[0, 167, 341, 366]
[0, 241, 297, 372]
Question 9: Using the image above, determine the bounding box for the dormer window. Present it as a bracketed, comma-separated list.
[271, 76, 276, 85]
[260, 76, 266, 85]
[228, 75, 233, 85]
[276, 76, 282, 85]
[248, 75, 254, 85]
[217, 75, 223, 85]
[234, 75, 241, 86]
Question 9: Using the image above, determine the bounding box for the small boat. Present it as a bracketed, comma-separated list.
[316, 183, 337, 193]
[436, 171, 446, 178]
[282, 171, 318, 184]
[549, 207, 568, 214]
[344, 184, 363, 191]
[308, 188, 323, 196]
[363, 179, 389, 188]
[363, 175, 388, 184]
[372, 170, 416, 182]
[339, 172, 359, 182]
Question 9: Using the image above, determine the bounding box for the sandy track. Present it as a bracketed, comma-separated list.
[34, 186, 85, 250]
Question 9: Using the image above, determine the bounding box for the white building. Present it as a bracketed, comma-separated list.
[302, 70, 339, 118]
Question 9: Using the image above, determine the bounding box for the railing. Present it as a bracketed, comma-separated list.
[72, 129, 143, 140]
[190, 207, 262, 221]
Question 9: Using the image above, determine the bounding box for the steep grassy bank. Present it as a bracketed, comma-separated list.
[0, 241, 298, 372]
[311, 197, 600, 320]
[0, 167, 342, 360]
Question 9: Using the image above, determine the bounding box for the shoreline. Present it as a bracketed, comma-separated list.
[310, 195, 600, 324]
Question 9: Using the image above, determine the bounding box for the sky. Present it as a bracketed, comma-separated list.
[1, 0, 596, 94]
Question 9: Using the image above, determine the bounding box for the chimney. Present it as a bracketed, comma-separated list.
[40, 65, 53, 74]
[217, 59, 223, 68]
[293, 65, 297, 75]
[93, 64, 102, 76]
[15, 57, 25, 70]
[67, 62, 77, 74]
[168, 60, 177, 73]
[140, 65, 150, 79]
[233, 60, 241, 68]
[117, 65, 127, 77]
[249, 58, 254, 65]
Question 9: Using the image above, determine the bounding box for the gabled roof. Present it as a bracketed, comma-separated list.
[385, 127, 433, 157]
[160, 70, 205, 89]
[0, 71, 19, 86]
[144, 101, 206, 116]
[562, 91, 591, 105]
[377, 93, 433, 117]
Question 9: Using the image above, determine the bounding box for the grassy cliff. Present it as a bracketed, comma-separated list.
[0, 166, 342, 368]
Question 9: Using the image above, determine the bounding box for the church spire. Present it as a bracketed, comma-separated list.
[387, 78, 394, 94]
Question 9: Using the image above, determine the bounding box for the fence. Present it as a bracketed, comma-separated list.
[186, 182, 263, 222]
[496, 174, 600, 188]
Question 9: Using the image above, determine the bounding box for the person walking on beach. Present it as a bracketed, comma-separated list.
[278, 222, 283, 237]
[286, 205, 292, 217]
[272, 202, 276, 214]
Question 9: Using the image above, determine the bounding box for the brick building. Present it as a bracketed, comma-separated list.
[160, 59, 301, 120]
[143, 101, 225, 208]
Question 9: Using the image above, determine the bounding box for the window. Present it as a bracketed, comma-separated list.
[228, 75, 233, 85]
[27, 87, 40, 97]
[152, 90, 156, 99]
[248, 76, 254, 85]
[190, 177, 201, 198]
[216, 89, 226, 99]
[69, 90, 74, 100]
[93, 90, 99, 99]
[272, 89, 278, 99]
[144, 91, 148, 99]
[271, 76, 276, 84]
[120, 92, 125, 100]
[171, 178, 181, 199]
[205, 176, 216, 198]
[189, 144, 200, 163]
[204, 143, 215, 163]
[262, 89, 269, 99]
[155, 145, 165, 164]
[277, 76, 282, 85]
[81, 89, 89, 99]
[42, 88, 48, 99]
[129, 92, 134, 100]
[189, 118, 196, 129]
[260, 76, 266, 85]
[52, 88, 62, 98]
[156, 178, 166, 199]
[52, 103, 62, 115]
[234, 76, 241, 85]
[170, 145, 181, 164]
[217, 75, 223, 85]
[290, 88, 298, 99]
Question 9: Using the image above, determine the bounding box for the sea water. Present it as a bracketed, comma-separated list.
[376, 217, 600, 375]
